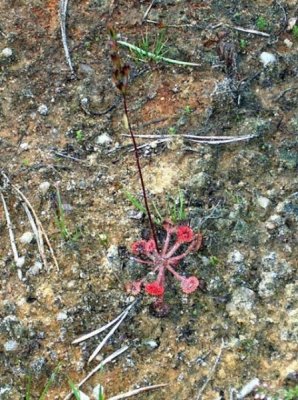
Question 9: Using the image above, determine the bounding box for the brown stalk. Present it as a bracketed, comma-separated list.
[122, 94, 159, 251]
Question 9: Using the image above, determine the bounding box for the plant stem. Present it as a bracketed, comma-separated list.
[122, 95, 159, 251]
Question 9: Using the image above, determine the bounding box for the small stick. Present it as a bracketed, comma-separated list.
[145, 19, 194, 28]
[22, 202, 47, 269]
[122, 133, 257, 145]
[195, 339, 225, 400]
[128, 139, 170, 152]
[1, 172, 59, 270]
[228, 25, 270, 37]
[274, 86, 298, 101]
[1, 192, 22, 268]
[59, 0, 75, 76]
[53, 151, 86, 163]
[142, 0, 156, 22]
[237, 378, 260, 399]
[107, 384, 168, 400]
[88, 309, 129, 364]
[117, 40, 201, 67]
[63, 346, 129, 400]
[73, 300, 138, 344]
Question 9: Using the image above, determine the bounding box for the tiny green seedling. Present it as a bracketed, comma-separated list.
[184, 105, 193, 115]
[168, 126, 177, 135]
[256, 16, 268, 31]
[292, 25, 298, 40]
[124, 190, 147, 214]
[165, 190, 187, 223]
[209, 255, 219, 266]
[239, 39, 248, 50]
[68, 380, 82, 400]
[75, 129, 84, 143]
[68, 380, 105, 400]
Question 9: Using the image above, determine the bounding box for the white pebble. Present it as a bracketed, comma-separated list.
[20, 231, 34, 244]
[259, 52, 277, 67]
[57, 311, 68, 321]
[38, 104, 48, 116]
[39, 181, 50, 195]
[284, 38, 293, 48]
[16, 256, 25, 268]
[257, 196, 271, 209]
[228, 250, 244, 264]
[1, 47, 13, 57]
[19, 142, 29, 151]
[4, 340, 18, 352]
[95, 132, 112, 146]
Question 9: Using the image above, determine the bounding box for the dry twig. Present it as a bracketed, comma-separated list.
[1, 192, 23, 278]
[1, 172, 59, 270]
[228, 25, 270, 37]
[63, 346, 129, 400]
[142, 0, 156, 22]
[22, 202, 47, 269]
[59, 0, 75, 76]
[196, 339, 225, 400]
[108, 384, 168, 400]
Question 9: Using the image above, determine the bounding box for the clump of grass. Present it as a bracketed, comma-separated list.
[256, 16, 268, 31]
[130, 29, 168, 63]
[125, 189, 187, 225]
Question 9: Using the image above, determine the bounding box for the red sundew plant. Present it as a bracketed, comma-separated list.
[127, 220, 203, 315]
[108, 26, 203, 315]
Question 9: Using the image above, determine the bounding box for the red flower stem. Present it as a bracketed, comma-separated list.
[156, 264, 165, 286]
[122, 95, 159, 252]
[171, 245, 197, 262]
[164, 240, 182, 259]
[165, 263, 185, 281]
[132, 257, 154, 266]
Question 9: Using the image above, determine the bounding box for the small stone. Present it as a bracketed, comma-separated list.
[143, 339, 159, 349]
[16, 257, 25, 268]
[287, 17, 297, 31]
[27, 261, 42, 276]
[265, 214, 283, 230]
[19, 142, 29, 151]
[37, 104, 48, 116]
[226, 287, 256, 312]
[4, 340, 18, 352]
[257, 196, 271, 209]
[259, 52, 277, 67]
[227, 250, 244, 264]
[20, 231, 34, 244]
[57, 311, 68, 321]
[1, 47, 13, 57]
[284, 38, 293, 49]
[78, 63, 94, 75]
[39, 181, 50, 195]
[95, 132, 112, 146]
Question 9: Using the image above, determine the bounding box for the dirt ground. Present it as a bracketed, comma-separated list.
[0, 1, 297, 399]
